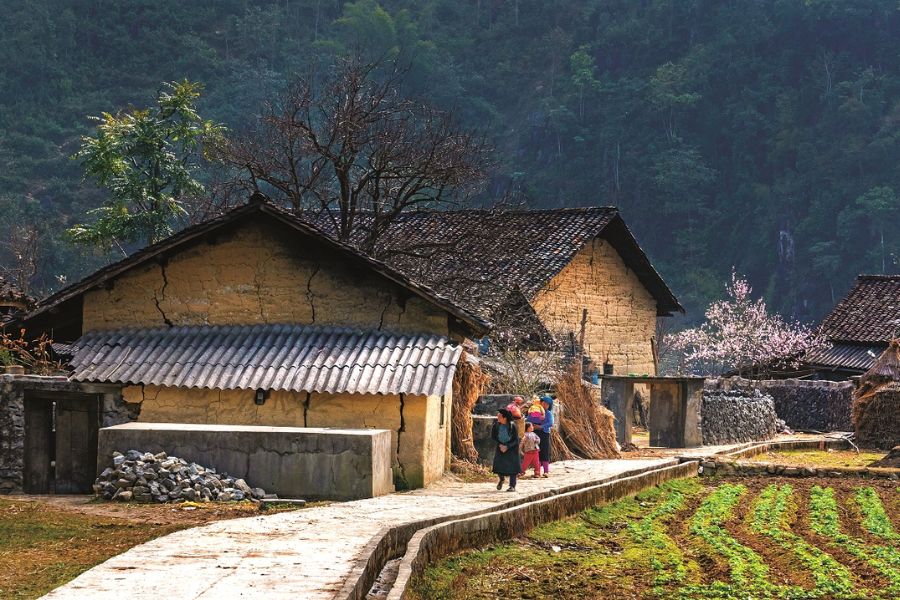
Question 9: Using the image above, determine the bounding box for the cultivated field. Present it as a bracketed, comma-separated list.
[412, 477, 900, 599]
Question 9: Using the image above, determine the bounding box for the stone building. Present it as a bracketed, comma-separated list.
[324, 208, 683, 376]
[802, 275, 900, 379]
[21, 197, 488, 491]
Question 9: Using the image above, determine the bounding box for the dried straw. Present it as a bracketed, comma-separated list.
[555, 364, 620, 459]
[451, 351, 490, 463]
[853, 340, 900, 449]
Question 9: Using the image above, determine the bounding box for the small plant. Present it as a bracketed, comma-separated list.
[0, 329, 63, 375]
[749, 484, 854, 597]
[809, 486, 900, 596]
[855, 487, 900, 543]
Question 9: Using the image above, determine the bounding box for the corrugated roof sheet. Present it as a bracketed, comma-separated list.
[69, 324, 462, 397]
[803, 342, 885, 373]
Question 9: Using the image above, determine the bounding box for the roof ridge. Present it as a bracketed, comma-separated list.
[857, 274, 900, 281]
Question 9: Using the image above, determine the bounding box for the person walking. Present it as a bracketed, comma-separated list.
[534, 395, 554, 477]
[491, 408, 521, 491]
[520, 422, 541, 478]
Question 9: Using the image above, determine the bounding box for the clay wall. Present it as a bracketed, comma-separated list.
[82, 219, 449, 336]
[531, 238, 658, 375]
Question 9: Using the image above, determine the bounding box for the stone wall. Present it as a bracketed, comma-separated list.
[710, 377, 853, 432]
[531, 239, 658, 376]
[83, 219, 449, 336]
[700, 387, 778, 445]
[122, 385, 449, 490]
[97, 422, 395, 500]
[0, 375, 133, 493]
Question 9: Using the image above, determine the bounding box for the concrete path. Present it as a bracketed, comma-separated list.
[42, 458, 671, 600]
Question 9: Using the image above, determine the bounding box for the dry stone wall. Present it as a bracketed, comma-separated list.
[0, 375, 134, 493]
[700, 387, 778, 445]
[710, 377, 853, 432]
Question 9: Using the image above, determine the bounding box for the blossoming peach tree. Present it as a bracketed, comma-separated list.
[665, 272, 828, 377]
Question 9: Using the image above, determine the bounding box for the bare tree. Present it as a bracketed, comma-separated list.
[0, 223, 41, 295]
[221, 57, 492, 253]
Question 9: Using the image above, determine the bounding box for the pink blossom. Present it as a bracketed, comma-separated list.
[665, 271, 828, 376]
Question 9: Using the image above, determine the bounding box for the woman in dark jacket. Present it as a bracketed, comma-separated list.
[491, 408, 521, 491]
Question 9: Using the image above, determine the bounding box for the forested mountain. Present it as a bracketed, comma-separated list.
[1, 0, 899, 322]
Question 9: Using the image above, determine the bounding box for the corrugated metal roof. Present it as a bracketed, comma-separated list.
[69, 324, 462, 397]
[803, 342, 885, 373]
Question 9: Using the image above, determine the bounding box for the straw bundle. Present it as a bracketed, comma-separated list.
[853, 383, 900, 448]
[853, 340, 900, 449]
[555, 364, 620, 459]
[451, 351, 490, 463]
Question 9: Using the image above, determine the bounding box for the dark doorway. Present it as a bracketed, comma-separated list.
[23, 393, 100, 494]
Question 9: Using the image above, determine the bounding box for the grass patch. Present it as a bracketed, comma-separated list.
[749, 449, 886, 469]
[0, 499, 183, 599]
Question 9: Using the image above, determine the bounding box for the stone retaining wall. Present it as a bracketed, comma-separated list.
[0, 375, 133, 493]
[98, 422, 394, 500]
[709, 377, 853, 432]
[700, 387, 777, 445]
[694, 438, 899, 481]
[386, 461, 698, 599]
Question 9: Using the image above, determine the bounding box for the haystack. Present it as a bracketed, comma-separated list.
[555, 364, 620, 459]
[853, 340, 900, 449]
[451, 351, 490, 463]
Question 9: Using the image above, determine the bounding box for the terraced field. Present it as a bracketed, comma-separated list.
[411, 477, 900, 599]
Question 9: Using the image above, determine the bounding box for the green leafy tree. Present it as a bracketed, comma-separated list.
[68, 80, 225, 250]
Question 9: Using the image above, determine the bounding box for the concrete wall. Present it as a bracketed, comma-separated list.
[82, 219, 449, 336]
[122, 385, 449, 490]
[97, 422, 394, 500]
[531, 238, 658, 376]
[0, 375, 133, 493]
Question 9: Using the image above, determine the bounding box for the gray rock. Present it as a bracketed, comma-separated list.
[117, 490, 133, 502]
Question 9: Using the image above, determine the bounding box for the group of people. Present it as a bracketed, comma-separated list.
[490, 394, 555, 492]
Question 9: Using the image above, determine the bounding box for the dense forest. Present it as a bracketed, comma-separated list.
[1, 0, 899, 323]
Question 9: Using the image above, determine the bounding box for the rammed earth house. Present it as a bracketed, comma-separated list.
[325, 208, 683, 376]
[23, 196, 489, 490]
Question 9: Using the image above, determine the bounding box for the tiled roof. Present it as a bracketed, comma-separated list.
[820, 275, 900, 344]
[802, 342, 883, 373]
[69, 324, 462, 396]
[25, 198, 490, 336]
[307, 207, 682, 318]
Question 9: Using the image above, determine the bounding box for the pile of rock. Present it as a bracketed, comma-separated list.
[93, 450, 274, 503]
[701, 388, 778, 445]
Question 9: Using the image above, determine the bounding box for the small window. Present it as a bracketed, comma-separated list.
[439, 395, 446, 428]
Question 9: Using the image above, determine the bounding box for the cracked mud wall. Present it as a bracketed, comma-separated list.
[124, 385, 446, 489]
[82, 220, 449, 335]
[531, 238, 658, 375]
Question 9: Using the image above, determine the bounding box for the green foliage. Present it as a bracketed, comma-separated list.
[749, 484, 853, 597]
[809, 486, 900, 596]
[1, 1, 900, 313]
[855, 487, 900, 543]
[67, 80, 225, 249]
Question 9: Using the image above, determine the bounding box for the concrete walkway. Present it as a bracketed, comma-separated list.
[42, 458, 671, 600]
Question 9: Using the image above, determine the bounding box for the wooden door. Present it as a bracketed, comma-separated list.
[23, 399, 52, 493]
[54, 396, 100, 494]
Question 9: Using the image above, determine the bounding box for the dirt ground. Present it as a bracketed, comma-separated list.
[3, 494, 312, 525]
[0, 495, 314, 599]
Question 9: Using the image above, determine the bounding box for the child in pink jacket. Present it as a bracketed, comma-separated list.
[520, 421, 541, 478]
